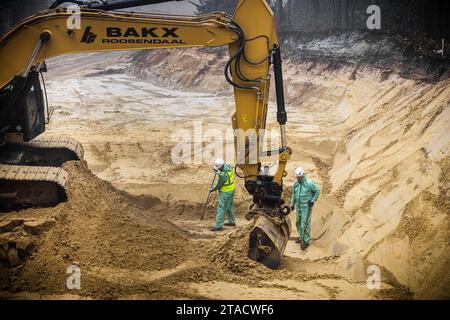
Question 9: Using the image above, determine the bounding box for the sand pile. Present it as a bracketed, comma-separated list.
[0, 161, 196, 298]
[206, 224, 274, 277]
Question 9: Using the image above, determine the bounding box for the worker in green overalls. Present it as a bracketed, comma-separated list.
[290, 167, 321, 250]
[209, 158, 236, 232]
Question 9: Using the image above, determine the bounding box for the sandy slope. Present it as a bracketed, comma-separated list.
[0, 48, 448, 299]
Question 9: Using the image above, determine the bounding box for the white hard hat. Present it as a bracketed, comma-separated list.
[214, 158, 225, 169]
[295, 167, 305, 177]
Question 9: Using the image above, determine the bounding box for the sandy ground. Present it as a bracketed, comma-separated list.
[0, 49, 449, 299]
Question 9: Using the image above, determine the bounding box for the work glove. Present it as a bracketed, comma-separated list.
[209, 188, 214, 193]
[308, 200, 315, 208]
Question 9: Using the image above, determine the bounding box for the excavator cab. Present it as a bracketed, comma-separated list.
[7, 70, 46, 142]
[0, 65, 47, 145]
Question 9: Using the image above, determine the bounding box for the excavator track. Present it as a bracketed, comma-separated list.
[19, 136, 84, 159]
[1, 136, 84, 166]
[0, 136, 83, 209]
[0, 164, 68, 209]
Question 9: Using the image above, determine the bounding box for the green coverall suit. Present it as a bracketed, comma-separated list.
[290, 176, 321, 245]
[210, 164, 236, 229]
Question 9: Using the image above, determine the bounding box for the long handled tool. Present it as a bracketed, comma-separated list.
[200, 173, 217, 220]
[290, 226, 328, 241]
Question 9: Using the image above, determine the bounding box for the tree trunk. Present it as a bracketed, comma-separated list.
[275, 0, 283, 32]
[344, 0, 349, 30]
[287, 0, 293, 31]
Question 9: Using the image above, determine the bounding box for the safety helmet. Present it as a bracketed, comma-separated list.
[214, 158, 225, 170]
[295, 167, 305, 177]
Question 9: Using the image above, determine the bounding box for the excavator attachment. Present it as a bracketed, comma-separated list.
[230, 0, 292, 269]
[248, 214, 291, 269]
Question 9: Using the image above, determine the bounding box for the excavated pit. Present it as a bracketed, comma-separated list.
[0, 37, 449, 299]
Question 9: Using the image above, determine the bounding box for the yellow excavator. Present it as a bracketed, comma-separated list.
[0, 0, 292, 269]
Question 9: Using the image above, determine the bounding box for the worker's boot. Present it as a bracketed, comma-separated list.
[301, 242, 309, 251]
[224, 223, 236, 227]
[210, 227, 223, 232]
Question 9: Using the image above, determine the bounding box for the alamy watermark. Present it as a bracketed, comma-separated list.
[367, 5, 381, 30]
[170, 121, 283, 166]
[66, 6, 81, 30]
[66, 264, 81, 290]
[367, 264, 381, 289]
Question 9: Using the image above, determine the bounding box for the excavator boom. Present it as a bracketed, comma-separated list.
[0, 10, 237, 88]
[0, 0, 291, 269]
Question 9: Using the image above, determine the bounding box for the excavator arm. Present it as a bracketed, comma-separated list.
[0, 0, 291, 269]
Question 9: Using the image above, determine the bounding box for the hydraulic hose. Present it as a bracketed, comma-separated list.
[224, 23, 261, 96]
